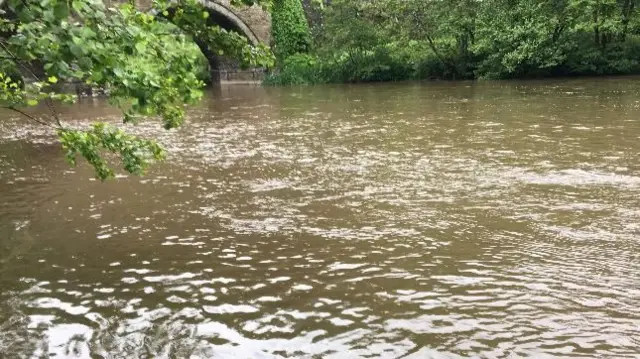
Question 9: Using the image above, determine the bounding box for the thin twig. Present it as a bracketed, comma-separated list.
[0, 41, 41, 83]
[44, 97, 63, 127]
[2, 106, 58, 129]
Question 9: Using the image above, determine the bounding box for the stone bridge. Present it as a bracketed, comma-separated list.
[135, 0, 271, 82]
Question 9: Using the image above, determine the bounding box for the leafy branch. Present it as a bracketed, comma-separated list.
[0, 0, 274, 180]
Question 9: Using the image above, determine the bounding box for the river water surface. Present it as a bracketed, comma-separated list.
[1, 79, 639, 358]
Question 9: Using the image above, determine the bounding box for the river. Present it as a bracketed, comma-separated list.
[1, 78, 639, 358]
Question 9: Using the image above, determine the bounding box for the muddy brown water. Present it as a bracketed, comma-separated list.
[1, 79, 639, 358]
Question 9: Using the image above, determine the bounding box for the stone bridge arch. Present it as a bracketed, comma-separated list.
[140, 0, 270, 46]
[140, 0, 271, 82]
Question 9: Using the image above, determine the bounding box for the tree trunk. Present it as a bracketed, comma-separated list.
[593, 8, 601, 48]
[620, 0, 633, 41]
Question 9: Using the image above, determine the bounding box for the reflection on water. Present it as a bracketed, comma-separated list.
[1, 79, 640, 358]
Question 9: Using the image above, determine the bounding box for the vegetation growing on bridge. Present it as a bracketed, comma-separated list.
[271, 0, 311, 60]
[266, 0, 640, 85]
[0, 0, 273, 180]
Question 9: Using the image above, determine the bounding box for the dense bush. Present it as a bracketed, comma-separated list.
[265, 48, 423, 85]
[264, 53, 323, 85]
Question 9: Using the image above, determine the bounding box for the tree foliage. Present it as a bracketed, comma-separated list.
[271, 0, 311, 60]
[267, 0, 640, 84]
[0, 0, 273, 180]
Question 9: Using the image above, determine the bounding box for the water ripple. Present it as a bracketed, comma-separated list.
[1, 81, 640, 358]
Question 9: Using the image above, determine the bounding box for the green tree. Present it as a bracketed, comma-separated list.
[472, 0, 572, 78]
[306, 0, 640, 81]
[0, 0, 273, 180]
[318, 0, 406, 82]
[385, 0, 478, 78]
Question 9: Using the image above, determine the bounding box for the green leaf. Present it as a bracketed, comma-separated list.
[78, 56, 93, 69]
[135, 42, 146, 53]
[48, 76, 58, 84]
[71, 0, 84, 12]
[80, 27, 96, 38]
[27, 99, 39, 106]
[70, 44, 84, 57]
[71, 35, 83, 45]
[53, 1, 70, 19]
[91, 71, 104, 82]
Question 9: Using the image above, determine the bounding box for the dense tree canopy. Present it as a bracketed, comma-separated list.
[266, 0, 640, 84]
[0, 0, 273, 180]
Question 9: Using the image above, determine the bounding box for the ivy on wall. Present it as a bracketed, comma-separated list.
[271, 0, 311, 60]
